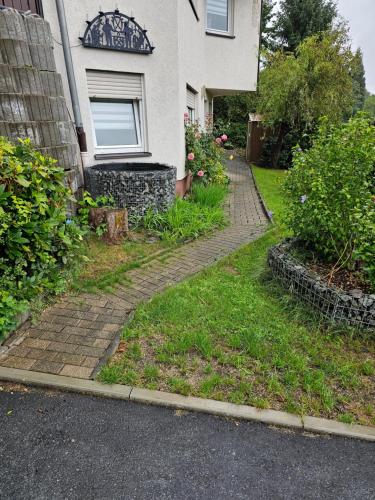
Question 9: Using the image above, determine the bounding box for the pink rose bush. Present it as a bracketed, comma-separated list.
[184, 115, 229, 186]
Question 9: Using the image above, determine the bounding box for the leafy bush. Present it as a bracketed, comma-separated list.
[185, 119, 229, 185]
[139, 184, 227, 242]
[284, 115, 375, 286]
[214, 119, 248, 149]
[0, 138, 84, 337]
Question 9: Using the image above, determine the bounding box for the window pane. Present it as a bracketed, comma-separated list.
[207, 0, 229, 31]
[91, 101, 138, 147]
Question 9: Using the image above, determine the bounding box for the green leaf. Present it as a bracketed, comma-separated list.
[16, 176, 31, 188]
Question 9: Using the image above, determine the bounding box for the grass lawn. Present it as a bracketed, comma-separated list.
[71, 233, 170, 294]
[99, 166, 375, 426]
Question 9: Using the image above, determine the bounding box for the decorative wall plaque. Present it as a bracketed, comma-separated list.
[80, 9, 154, 54]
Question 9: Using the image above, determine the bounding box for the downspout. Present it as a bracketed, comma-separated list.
[55, 0, 88, 169]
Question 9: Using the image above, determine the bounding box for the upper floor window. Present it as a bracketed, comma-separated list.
[206, 0, 232, 33]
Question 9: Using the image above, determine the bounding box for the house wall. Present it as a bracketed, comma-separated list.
[204, 0, 261, 94]
[41, 0, 261, 184]
[42, 0, 184, 177]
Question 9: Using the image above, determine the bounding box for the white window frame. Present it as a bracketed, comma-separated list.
[90, 98, 143, 152]
[187, 106, 195, 122]
[206, 0, 234, 36]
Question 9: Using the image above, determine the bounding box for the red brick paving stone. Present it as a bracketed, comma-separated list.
[0, 159, 267, 380]
[60, 365, 94, 379]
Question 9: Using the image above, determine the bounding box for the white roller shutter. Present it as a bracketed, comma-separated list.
[186, 87, 196, 110]
[86, 71, 143, 100]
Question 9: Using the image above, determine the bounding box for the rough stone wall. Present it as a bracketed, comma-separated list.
[268, 240, 375, 329]
[86, 164, 177, 217]
[0, 8, 81, 191]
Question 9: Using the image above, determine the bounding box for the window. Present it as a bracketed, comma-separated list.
[186, 86, 197, 122]
[86, 70, 145, 153]
[206, 0, 232, 33]
[90, 101, 141, 148]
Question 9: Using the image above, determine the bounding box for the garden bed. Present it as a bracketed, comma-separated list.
[268, 240, 375, 329]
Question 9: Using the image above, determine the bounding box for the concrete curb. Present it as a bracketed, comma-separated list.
[0, 367, 374, 442]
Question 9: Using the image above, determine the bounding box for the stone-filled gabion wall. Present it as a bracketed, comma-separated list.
[0, 8, 81, 188]
[268, 240, 375, 329]
[85, 163, 177, 217]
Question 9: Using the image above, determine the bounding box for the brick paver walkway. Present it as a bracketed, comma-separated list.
[0, 159, 268, 379]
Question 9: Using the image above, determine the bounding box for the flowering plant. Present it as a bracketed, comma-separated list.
[185, 118, 229, 185]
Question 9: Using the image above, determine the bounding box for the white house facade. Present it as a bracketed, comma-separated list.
[12, 0, 262, 193]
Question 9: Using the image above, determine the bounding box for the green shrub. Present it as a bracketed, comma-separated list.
[214, 119, 248, 149]
[140, 184, 227, 242]
[185, 120, 229, 185]
[0, 138, 84, 337]
[284, 115, 375, 286]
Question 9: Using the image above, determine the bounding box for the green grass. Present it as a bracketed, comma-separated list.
[141, 184, 228, 242]
[99, 167, 375, 425]
[252, 166, 287, 225]
[71, 184, 228, 293]
[190, 183, 228, 208]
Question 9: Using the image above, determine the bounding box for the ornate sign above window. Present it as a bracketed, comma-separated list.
[79, 9, 154, 54]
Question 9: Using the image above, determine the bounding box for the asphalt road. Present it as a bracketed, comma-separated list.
[0, 386, 374, 500]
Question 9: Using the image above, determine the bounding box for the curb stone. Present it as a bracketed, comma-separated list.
[0, 366, 374, 442]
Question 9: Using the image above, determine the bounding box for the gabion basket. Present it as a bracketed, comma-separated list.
[268, 240, 375, 329]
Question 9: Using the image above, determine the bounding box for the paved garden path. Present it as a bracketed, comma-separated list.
[0, 158, 268, 380]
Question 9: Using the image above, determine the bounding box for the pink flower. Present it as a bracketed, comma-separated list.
[197, 170, 205, 177]
[187, 152, 195, 161]
[215, 137, 222, 145]
[221, 134, 228, 142]
[184, 112, 189, 122]
[195, 132, 202, 139]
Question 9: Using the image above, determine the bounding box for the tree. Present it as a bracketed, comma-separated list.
[351, 48, 367, 114]
[261, 0, 276, 51]
[275, 0, 337, 52]
[257, 30, 354, 167]
[364, 93, 375, 119]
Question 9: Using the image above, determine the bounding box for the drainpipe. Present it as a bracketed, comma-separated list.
[55, 0, 88, 169]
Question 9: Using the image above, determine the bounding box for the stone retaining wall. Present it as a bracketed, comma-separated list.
[268, 240, 375, 329]
[0, 8, 81, 190]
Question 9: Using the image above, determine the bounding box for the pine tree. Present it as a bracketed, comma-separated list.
[275, 0, 337, 52]
[261, 0, 276, 51]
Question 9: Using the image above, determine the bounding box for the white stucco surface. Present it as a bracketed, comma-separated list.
[42, 0, 261, 180]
